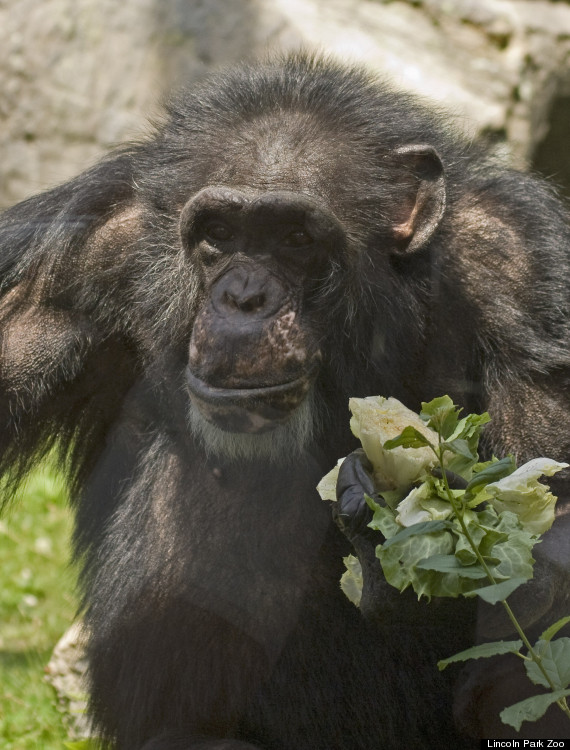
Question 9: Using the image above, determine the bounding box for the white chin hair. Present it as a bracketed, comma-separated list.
[188, 394, 316, 463]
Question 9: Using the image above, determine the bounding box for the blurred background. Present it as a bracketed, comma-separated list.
[1, 0, 570, 209]
[0, 0, 569, 746]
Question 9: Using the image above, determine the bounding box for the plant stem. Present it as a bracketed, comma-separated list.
[436, 443, 570, 722]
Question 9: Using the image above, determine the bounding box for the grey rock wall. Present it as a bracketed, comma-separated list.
[1, 0, 569, 204]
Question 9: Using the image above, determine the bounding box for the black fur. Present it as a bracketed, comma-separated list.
[1, 53, 569, 748]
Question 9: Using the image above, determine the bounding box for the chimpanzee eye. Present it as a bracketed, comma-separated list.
[282, 230, 313, 248]
[204, 223, 234, 242]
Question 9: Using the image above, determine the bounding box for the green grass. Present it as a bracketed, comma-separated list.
[0, 464, 76, 749]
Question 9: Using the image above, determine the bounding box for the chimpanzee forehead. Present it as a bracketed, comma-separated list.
[203, 110, 367, 200]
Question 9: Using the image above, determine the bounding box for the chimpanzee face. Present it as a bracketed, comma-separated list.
[181, 186, 346, 442]
[173, 131, 444, 459]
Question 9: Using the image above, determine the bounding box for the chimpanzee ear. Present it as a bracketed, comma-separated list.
[389, 144, 446, 254]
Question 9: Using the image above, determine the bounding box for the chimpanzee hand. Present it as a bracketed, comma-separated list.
[333, 448, 465, 631]
[332, 447, 403, 621]
[333, 448, 379, 544]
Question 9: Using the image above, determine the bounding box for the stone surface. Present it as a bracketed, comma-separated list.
[1, 0, 570, 207]
[44, 621, 91, 739]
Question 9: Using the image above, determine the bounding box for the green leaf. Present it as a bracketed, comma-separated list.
[487, 519, 536, 582]
[443, 412, 492, 479]
[485, 457, 568, 535]
[415, 554, 488, 579]
[420, 395, 459, 438]
[376, 527, 458, 599]
[453, 519, 487, 565]
[464, 577, 527, 604]
[367, 500, 401, 538]
[316, 459, 343, 502]
[540, 616, 570, 643]
[442, 438, 476, 462]
[465, 456, 517, 494]
[454, 545, 478, 566]
[383, 425, 433, 451]
[437, 639, 523, 670]
[477, 526, 509, 560]
[500, 689, 570, 731]
[379, 520, 450, 549]
[447, 412, 491, 442]
[377, 488, 407, 510]
[340, 554, 363, 607]
[365, 493, 382, 512]
[446, 507, 535, 586]
[395, 481, 442, 527]
[64, 741, 102, 750]
[445, 453, 477, 480]
[525, 638, 570, 689]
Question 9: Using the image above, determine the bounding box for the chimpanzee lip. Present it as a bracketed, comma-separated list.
[185, 365, 317, 403]
[185, 362, 319, 433]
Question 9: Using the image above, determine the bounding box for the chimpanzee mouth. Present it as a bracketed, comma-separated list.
[186, 366, 318, 434]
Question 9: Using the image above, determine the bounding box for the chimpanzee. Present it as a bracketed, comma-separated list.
[1, 53, 569, 749]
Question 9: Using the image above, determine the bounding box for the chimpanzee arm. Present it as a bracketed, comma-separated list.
[446, 171, 570, 472]
[0, 153, 140, 495]
[333, 450, 409, 622]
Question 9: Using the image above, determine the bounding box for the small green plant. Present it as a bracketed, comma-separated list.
[318, 395, 570, 731]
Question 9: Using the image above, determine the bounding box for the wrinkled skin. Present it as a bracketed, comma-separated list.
[0, 54, 569, 748]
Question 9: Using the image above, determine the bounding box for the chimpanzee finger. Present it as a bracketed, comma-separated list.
[333, 448, 379, 540]
[431, 466, 468, 489]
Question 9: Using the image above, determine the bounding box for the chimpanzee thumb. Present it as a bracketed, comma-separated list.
[333, 448, 381, 542]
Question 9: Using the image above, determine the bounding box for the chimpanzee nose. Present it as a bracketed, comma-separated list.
[222, 287, 266, 314]
[212, 266, 286, 319]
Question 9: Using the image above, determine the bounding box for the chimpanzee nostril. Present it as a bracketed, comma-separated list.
[240, 293, 266, 313]
[222, 290, 266, 313]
